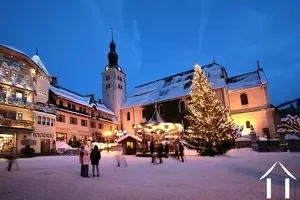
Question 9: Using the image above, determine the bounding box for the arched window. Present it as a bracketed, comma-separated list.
[158, 105, 164, 116]
[240, 93, 248, 105]
[179, 101, 186, 113]
[142, 109, 146, 118]
[127, 112, 130, 121]
[246, 121, 251, 129]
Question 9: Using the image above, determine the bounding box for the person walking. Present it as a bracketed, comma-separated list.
[82, 151, 90, 177]
[79, 146, 85, 177]
[178, 142, 185, 162]
[90, 145, 101, 177]
[164, 142, 170, 158]
[6, 148, 19, 171]
[157, 143, 164, 164]
[116, 144, 128, 167]
[150, 140, 156, 164]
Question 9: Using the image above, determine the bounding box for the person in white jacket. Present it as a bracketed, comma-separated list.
[116, 144, 128, 167]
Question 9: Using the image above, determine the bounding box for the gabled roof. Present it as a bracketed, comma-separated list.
[50, 84, 115, 115]
[116, 133, 142, 143]
[0, 44, 51, 77]
[277, 98, 300, 110]
[226, 68, 267, 91]
[31, 55, 50, 77]
[121, 63, 226, 109]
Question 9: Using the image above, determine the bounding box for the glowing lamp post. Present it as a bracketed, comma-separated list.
[104, 131, 111, 152]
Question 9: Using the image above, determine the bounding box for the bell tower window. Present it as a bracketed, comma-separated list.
[240, 93, 248, 105]
[127, 112, 130, 121]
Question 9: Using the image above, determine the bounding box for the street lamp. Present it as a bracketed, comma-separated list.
[104, 131, 111, 152]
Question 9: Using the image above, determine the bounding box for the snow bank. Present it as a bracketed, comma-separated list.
[226, 148, 256, 157]
[56, 141, 73, 150]
[184, 149, 199, 156]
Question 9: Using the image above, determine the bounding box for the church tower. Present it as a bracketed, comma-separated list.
[102, 31, 126, 127]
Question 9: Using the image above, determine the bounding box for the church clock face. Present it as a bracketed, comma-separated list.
[118, 67, 122, 71]
[105, 66, 109, 71]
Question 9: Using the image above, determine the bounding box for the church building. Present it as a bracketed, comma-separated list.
[102, 39, 281, 138]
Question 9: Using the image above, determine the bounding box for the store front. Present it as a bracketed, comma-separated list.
[56, 132, 67, 143]
[0, 133, 15, 153]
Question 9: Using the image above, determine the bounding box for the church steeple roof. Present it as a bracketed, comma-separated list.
[107, 28, 118, 68]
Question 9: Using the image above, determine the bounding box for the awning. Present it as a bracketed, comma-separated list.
[0, 126, 33, 134]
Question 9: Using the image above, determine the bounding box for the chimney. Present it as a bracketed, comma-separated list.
[98, 99, 102, 104]
[51, 76, 58, 86]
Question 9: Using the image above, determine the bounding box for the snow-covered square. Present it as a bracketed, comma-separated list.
[0, 149, 300, 200]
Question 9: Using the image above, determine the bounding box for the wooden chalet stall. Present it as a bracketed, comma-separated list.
[116, 133, 142, 155]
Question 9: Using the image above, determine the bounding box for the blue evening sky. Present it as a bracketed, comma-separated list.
[1, 0, 299, 105]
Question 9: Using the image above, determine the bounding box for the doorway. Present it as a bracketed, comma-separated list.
[41, 139, 50, 153]
[126, 141, 136, 155]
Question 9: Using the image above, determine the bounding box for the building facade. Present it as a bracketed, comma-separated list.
[48, 78, 118, 145]
[0, 45, 55, 154]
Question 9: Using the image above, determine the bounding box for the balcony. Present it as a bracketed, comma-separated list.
[96, 116, 113, 122]
[0, 95, 34, 108]
[0, 74, 35, 91]
[34, 102, 57, 115]
[0, 117, 34, 130]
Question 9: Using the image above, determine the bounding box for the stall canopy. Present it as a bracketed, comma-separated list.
[133, 105, 183, 141]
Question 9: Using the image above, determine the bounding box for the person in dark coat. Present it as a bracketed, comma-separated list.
[79, 146, 85, 177]
[90, 145, 101, 177]
[164, 142, 170, 158]
[150, 140, 156, 164]
[178, 142, 185, 162]
[6, 148, 19, 171]
[157, 143, 164, 164]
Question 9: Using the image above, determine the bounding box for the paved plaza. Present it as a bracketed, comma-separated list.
[0, 149, 300, 200]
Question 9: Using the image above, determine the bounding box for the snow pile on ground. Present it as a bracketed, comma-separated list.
[235, 136, 251, 141]
[91, 142, 118, 149]
[184, 149, 199, 156]
[56, 141, 73, 150]
[226, 147, 256, 157]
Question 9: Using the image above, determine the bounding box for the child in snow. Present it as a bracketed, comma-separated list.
[82, 151, 90, 177]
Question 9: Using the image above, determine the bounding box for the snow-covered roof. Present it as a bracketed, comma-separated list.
[0, 44, 51, 77]
[277, 98, 300, 110]
[116, 134, 142, 143]
[31, 55, 50, 76]
[50, 85, 115, 115]
[227, 69, 267, 91]
[122, 63, 226, 109]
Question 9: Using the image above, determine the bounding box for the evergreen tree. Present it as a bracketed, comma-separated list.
[183, 64, 235, 156]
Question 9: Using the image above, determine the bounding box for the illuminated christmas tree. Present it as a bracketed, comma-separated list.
[184, 64, 235, 156]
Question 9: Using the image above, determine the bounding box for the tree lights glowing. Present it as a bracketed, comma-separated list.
[183, 64, 235, 156]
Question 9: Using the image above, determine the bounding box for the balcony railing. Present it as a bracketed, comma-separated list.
[0, 117, 34, 130]
[0, 96, 34, 108]
[0, 74, 35, 91]
[34, 102, 57, 115]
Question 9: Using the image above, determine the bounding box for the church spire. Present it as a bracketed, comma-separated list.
[108, 28, 118, 67]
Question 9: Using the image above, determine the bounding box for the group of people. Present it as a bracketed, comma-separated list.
[79, 145, 128, 177]
[79, 145, 101, 177]
[150, 140, 185, 165]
